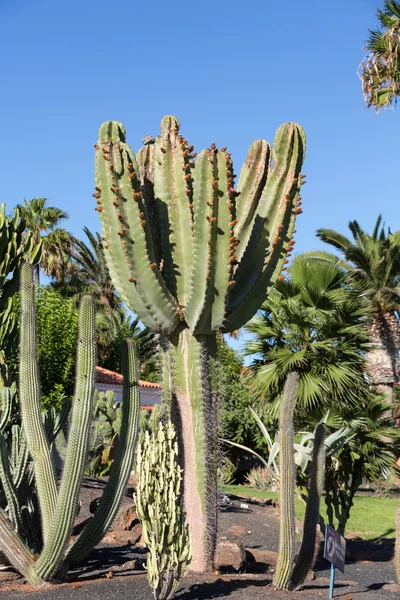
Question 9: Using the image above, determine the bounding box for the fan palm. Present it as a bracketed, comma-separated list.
[315, 216, 400, 401]
[245, 256, 371, 414]
[15, 198, 72, 282]
[360, 0, 400, 110]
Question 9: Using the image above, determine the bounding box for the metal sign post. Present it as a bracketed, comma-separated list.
[323, 525, 346, 599]
[329, 563, 336, 599]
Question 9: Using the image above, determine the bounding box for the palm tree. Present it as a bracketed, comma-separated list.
[245, 256, 371, 415]
[16, 198, 72, 282]
[360, 0, 400, 110]
[55, 227, 122, 361]
[315, 216, 400, 401]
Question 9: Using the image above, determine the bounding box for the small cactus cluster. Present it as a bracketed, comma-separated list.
[135, 418, 191, 600]
[0, 263, 140, 586]
[274, 373, 326, 591]
[94, 115, 306, 571]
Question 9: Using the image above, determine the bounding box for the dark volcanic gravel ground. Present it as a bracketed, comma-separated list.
[0, 490, 397, 598]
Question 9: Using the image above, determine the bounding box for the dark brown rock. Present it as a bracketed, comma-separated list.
[245, 547, 278, 567]
[215, 537, 246, 572]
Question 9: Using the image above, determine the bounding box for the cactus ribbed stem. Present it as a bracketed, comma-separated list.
[19, 263, 57, 543]
[274, 372, 299, 590]
[0, 435, 23, 534]
[35, 296, 96, 580]
[289, 423, 325, 590]
[67, 339, 140, 564]
[171, 330, 218, 573]
[395, 501, 400, 582]
[0, 511, 46, 587]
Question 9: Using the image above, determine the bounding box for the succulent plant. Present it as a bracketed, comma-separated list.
[135, 419, 191, 600]
[94, 115, 306, 571]
[0, 263, 140, 585]
[0, 204, 42, 387]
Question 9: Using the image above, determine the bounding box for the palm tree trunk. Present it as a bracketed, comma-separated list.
[367, 312, 400, 403]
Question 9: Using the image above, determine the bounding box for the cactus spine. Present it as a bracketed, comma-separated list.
[95, 116, 306, 571]
[274, 372, 298, 590]
[135, 419, 191, 600]
[289, 422, 325, 590]
[0, 264, 140, 585]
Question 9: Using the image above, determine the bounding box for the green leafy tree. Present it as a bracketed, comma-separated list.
[360, 0, 400, 110]
[10, 288, 78, 408]
[212, 337, 267, 452]
[315, 216, 400, 401]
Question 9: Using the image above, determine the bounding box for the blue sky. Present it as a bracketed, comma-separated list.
[0, 0, 399, 351]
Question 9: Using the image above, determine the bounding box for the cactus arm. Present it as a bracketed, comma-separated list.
[115, 141, 178, 328]
[274, 372, 299, 590]
[184, 149, 218, 332]
[208, 150, 236, 331]
[153, 116, 194, 304]
[234, 140, 271, 263]
[35, 296, 96, 580]
[227, 123, 305, 324]
[0, 434, 23, 533]
[136, 144, 162, 267]
[19, 263, 57, 543]
[0, 511, 46, 587]
[95, 123, 157, 330]
[193, 150, 236, 333]
[289, 423, 325, 590]
[96, 123, 177, 331]
[224, 209, 297, 332]
[67, 339, 140, 564]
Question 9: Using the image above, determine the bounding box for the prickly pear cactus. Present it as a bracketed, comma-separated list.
[135, 419, 191, 600]
[94, 115, 306, 571]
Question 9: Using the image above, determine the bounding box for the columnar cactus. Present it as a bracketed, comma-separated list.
[135, 419, 191, 600]
[274, 374, 326, 591]
[289, 422, 325, 590]
[94, 116, 306, 571]
[274, 372, 298, 589]
[0, 263, 140, 585]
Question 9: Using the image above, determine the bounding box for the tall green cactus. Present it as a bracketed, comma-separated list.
[274, 374, 326, 591]
[0, 263, 140, 585]
[289, 423, 325, 590]
[95, 116, 306, 571]
[135, 419, 191, 600]
[274, 372, 298, 589]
